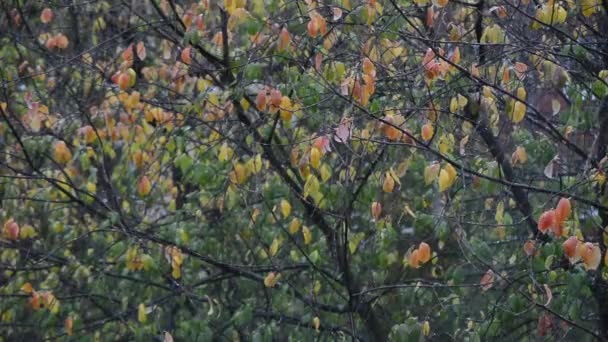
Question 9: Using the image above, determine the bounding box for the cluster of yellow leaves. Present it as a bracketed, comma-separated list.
[126, 246, 148, 271]
[229, 155, 264, 186]
[533, 2, 567, 29]
[164, 246, 185, 279]
[426, 163, 457, 192]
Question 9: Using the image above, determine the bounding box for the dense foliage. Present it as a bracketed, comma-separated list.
[1, 0, 608, 340]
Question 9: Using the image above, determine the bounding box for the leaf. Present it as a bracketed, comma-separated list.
[310, 147, 322, 169]
[288, 218, 301, 234]
[424, 163, 440, 185]
[181, 47, 192, 64]
[421, 123, 434, 141]
[523, 240, 536, 256]
[269, 237, 280, 257]
[459, 135, 469, 156]
[302, 226, 312, 245]
[280, 199, 291, 218]
[543, 156, 559, 179]
[495, 201, 504, 224]
[136, 41, 146, 60]
[264, 272, 280, 288]
[551, 99, 561, 115]
[581, 242, 601, 270]
[538, 210, 555, 234]
[313, 316, 320, 332]
[383, 172, 395, 193]
[332, 8, 343, 20]
[555, 197, 571, 224]
[509, 101, 526, 123]
[40, 8, 53, 24]
[422, 320, 430, 336]
[334, 117, 352, 143]
[543, 284, 553, 306]
[418, 242, 431, 264]
[303, 175, 320, 198]
[480, 269, 494, 292]
[371, 202, 382, 220]
[21, 283, 33, 294]
[563, 236, 580, 261]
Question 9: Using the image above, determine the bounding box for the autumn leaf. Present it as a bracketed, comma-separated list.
[480, 269, 494, 292]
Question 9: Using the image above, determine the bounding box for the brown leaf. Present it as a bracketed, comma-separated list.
[480, 269, 494, 292]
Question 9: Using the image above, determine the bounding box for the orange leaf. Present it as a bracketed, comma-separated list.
[537, 210, 555, 234]
[562, 236, 580, 261]
[418, 242, 431, 264]
[581, 242, 601, 270]
[136, 42, 146, 60]
[181, 47, 192, 64]
[278, 28, 290, 52]
[555, 197, 571, 223]
[409, 249, 421, 268]
[256, 90, 267, 111]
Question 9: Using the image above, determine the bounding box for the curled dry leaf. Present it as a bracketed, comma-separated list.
[543, 284, 553, 306]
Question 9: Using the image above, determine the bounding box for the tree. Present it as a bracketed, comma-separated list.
[1, 0, 608, 340]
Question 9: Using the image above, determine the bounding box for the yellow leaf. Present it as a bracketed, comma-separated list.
[269, 237, 280, 257]
[310, 147, 322, 169]
[438, 134, 454, 155]
[302, 226, 312, 245]
[495, 201, 504, 224]
[582, 0, 599, 17]
[138, 303, 147, 323]
[438, 169, 450, 192]
[288, 218, 301, 234]
[303, 175, 320, 198]
[516, 87, 526, 101]
[320, 164, 331, 182]
[21, 283, 33, 294]
[509, 101, 526, 123]
[171, 266, 181, 279]
[218, 143, 234, 162]
[19, 225, 36, 239]
[264, 272, 280, 288]
[444, 163, 457, 183]
[450, 97, 458, 113]
[423, 320, 430, 336]
[383, 172, 395, 193]
[280, 199, 292, 218]
[313, 316, 321, 332]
